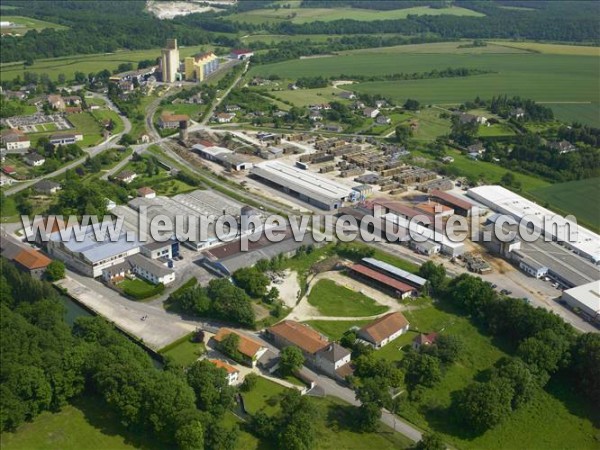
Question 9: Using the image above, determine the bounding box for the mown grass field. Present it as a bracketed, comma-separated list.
[544, 102, 599, 127]
[249, 45, 599, 125]
[305, 319, 370, 340]
[308, 279, 388, 317]
[0, 396, 158, 450]
[370, 299, 600, 450]
[529, 177, 600, 231]
[0, 15, 68, 32]
[159, 335, 205, 367]
[0, 44, 214, 82]
[228, 5, 484, 24]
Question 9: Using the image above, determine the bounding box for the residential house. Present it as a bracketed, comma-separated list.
[2, 166, 16, 175]
[64, 95, 82, 106]
[357, 312, 410, 349]
[215, 112, 235, 123]
[315, 343, 353, 380]
[213, 328, 268, 368]
[225, 104, 241, 112]
[13, 247, 52, 279]
[375, 100, 387, 108]
[549, 140, 577, 154]
[1, 129, 31, 153]
[510, 107, 525, 119]
[137, 186, 156, 199]
[441, 156, 454, 163]
[0, 174, 14, 186]
[339, 91, 356, 100]
[47, 94, 65, 110]
[209, 359, 240, 386]
[457, 112, 488, 126]
[363, 107, 380, 118]
[309, 110, 323, 121]
[467, 142, 486, 155]
[158, 112, 190, 129]
[412, 332, 438, 351]
[24, 152, 45, 167]
[33, 179, 61, 195]
[115, 170, 137, 184]
[376, 115, 391, 125]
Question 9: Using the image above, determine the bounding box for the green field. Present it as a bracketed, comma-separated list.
[529, 177, 600, 231]
[491, 41, 600, 56]
[66, 112, 104, 147]
[305, 319, 370, 340]
[242, 379, 412, 449]
[90, 109, 125, 135]
[308, 279, 388, 317]
[370, 300, 600, 450]
[228, 5, 484, 24]
[249, 45, 599, 124]
[0, 397, 157, 450]
[0, 44, 214, 82]
[544, 102, 599, 127]
[0, 15, 67, 32]
[159, 335, 205, 367]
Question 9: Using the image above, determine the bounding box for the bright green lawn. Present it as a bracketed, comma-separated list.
[159, 338, 205, 367]
[228, 5, 484, 24]
[242, 377, 288, 416]
[373, 300, 600, 450]
[0, 396, 159, 450]
[305, 319, 370, 340]
[308, 279, 388, 317]
[66, 112, 103, 147]
[529, 177, 600, 231]
[119, 278, 157, 297]
[90, 109, 125, 135]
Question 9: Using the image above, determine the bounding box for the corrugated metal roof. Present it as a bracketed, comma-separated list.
[362, 257, 427, 287]
[349, 263, 416, 293]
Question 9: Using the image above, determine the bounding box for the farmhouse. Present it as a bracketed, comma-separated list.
[213, 328, 267, 367]
[33, 179, 61, 195]
[457, 112, 488, 125]
[12, 247, 52, 279]
[47, 94, 65, 110]
[250, 161, 353, 211]
[357, 312, 410, 349]
[215, 112, 235, 123]
[1, 129, 30, 153]
[376, 115, 391, 125]
[338, 91, 356, 100]
[549, 140, 577, 154]
[265, 320, 351, 379]
[159, 112, 190, 129]
[363, 107, 380, 118]
[115, 170, 137, 184]
[209, 359, 240, 386]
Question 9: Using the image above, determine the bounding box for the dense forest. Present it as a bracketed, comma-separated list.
[1, 1, 598, 63]
[0, 260, 241, 449]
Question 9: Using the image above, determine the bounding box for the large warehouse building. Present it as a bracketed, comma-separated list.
[561, 281, 600, 324]
[251, 161, 353, 210]
[468, 185, 600, 265]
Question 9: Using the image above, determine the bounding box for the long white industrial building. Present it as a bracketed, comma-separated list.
[468, 185, 600, 265]
[251, 161, 353, 210]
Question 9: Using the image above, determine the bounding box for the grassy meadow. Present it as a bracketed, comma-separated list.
[308, 279, 388, 317]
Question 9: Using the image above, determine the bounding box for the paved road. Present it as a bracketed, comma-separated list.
[5, 93, 132, 196]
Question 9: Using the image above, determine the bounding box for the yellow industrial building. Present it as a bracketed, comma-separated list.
[184, 52, 219, 82]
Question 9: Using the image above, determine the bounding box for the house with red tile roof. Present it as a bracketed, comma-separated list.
[357, 312, 410, 349]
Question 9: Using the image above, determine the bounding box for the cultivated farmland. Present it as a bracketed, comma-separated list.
[529, 177, 600, 231]
[249, 43, 599, 125]
[228, 5, 484, 24]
